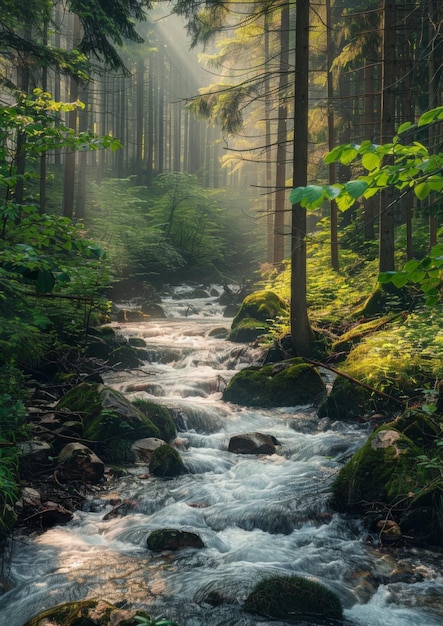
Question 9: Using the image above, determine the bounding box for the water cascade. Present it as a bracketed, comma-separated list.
[1, 287, 442, 626]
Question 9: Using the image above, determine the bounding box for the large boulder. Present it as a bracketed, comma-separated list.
[228, 290, 287, 342]
[56, 383, 159, 464]
[332, 410, 443, 546]
[222, 359, 326, 407]
[243, 575, 343, 622]
[24, 599, 154, 626]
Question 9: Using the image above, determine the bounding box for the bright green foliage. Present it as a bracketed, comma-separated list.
[290, 106, 443, 211]
[379, 244, 443, 306]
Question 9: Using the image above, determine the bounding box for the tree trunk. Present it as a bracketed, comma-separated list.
[326, 0, 339, 270]
[378, 0, 397, 272]
[274, 3, 290, 267]
[62, 14, 80, 218]
[290, 0, 314, 356]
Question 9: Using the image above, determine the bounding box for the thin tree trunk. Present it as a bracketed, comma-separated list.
[63, 14, 80, 218]
[378, 0, 397, 272]
[274, 3, 290, 267]
[290, 0, 314, 356]
[326, 0, 339, 270]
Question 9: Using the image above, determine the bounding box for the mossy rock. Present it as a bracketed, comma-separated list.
[132, 399, 176, 442]
[107, 345, 141, 369]
[332, 426, 422, 514]
[222, 359, 326, 408]
[392, 409, 440, 448]
[228, 317, 270, 342]
[243, 574, 343, 622]
[318, 375, 373, 421]
[56, 383, 159, 463]
[228, 290, 287, 342]
[355, 283, 411, 318]
[24, 598, 153, 626]
[400, 481, 443, 546]
[149, 444, 184, 477]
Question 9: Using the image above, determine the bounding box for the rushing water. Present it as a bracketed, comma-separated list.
[1, 286, 443, 626]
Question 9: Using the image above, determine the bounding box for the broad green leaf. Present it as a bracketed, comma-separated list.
[418, 106, 443, 127]
[339, 145, 358, 165]
[361, 152, 380, 171]
[378, 271, 397, 284]
[409, 270, 426, 283]
[289, 186, 305, 205]
[391, 272, 409, 288]
[344, 180, 368, 199]
[325, 145, 346, 164]
[303, 185, 325, 206]
[403, 259, 420, 273]
[397, 121, 415, 134]
[414, 182, 431, 200]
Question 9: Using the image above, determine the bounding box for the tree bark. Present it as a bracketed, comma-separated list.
[290, 0, 314, 356]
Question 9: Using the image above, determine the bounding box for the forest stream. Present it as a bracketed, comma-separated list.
[1, 286, 443, 626]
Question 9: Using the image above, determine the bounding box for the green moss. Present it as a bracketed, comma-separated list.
[56, 383, 160, 464]
[332, 427, 422, 514]
[132, 399, 176, 442]
[228, 290, 287, 342]
[222, 359, 325, 407]
[332, 314, 397, 354]
[318, 376, 373, 421]
[24, 600, 154, 626]
[393, 409, 440, 447]
[228, 317, 269, 342]
[149, 444, 184, 477]
[244, 574, 343, 621]
[400, 481, 443, 546]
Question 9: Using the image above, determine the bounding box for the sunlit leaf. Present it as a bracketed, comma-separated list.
[361, 152, 380, 171]
[414, 182, 431, 200]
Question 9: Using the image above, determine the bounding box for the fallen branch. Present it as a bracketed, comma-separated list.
[304, 358, 406, 408]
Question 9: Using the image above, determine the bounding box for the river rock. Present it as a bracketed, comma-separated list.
[149, 443, 184, 477]
[24, 599, 152, 626]
[131, 437, 166, 462]
[228, 290, 287, 342]
[56, 442, 104, 484]
[244, 574, 343, 621]
[228, 432, 280, 455]
[17, 440, 52, 467]
[147, 528, 204, 551]
[140, 302, 166, 318]
[222, 358, 326, 408]
[56, 383, 160, 464]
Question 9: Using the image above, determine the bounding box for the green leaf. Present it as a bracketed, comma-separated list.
[397, 121, 415, 134]
[414, 182, 431, 200]
[339, 145, 358, 165]
[378, 271, 397, 284]
[344, 180, 368, 199]
[403, 259, 420, 273]
[418, 106, 443, 127]
[361, 152, 380, 171]
[391, 272, 408, 288]
[303, 185, 325, 206]
[289, 186, 305, 205]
